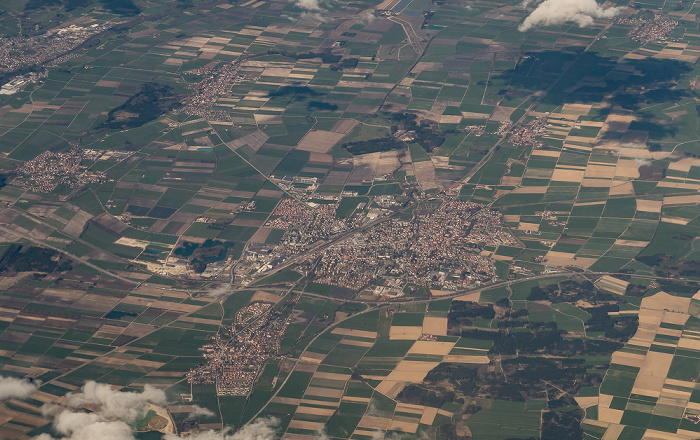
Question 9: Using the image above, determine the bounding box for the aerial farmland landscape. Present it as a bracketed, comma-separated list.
[0, 0, 700, 438]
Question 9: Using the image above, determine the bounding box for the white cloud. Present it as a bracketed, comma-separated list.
[163, 417, 280, 440]
[295, 0, 322, 11]
[34, 382, 277, 440]
[314, 426, 330, 440]
[202, 284, 230, 299]
[34, 412, 135, 440]
[224, 417, 280, 440]
[519, 0, 622, 31]
[360, 11, 376, 24]
[65, 381, 167, 422]
[0, 376, 39, 400]
[35, 382, 169, 440]
[188, 405, 216, 419]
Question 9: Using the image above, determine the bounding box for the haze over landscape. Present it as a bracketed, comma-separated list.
[0, 0, 699, 439]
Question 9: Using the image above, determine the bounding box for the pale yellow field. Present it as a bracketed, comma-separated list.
[388, 420, 419, 433]
[407, 341, 455, 356]
[295, 406, 336, 416]
[296, 130, 345, 153]
[581, 178, 613, 187]
[420, 407, 438, 425]
[342, 396, 370, 403]
[614, 160, 641, 179]
[396, 403, 425, 414]
[252, 290, 280, 303]
[294, 362, 318, 373]
[631, 351, 673, 396]
[301, 399, 338, 408]
[642, 292, 690, 313]
[551, 168, 585, 182]
[454, 292, 481, 302]
[637, 199, 662, 213]
[512, 186, 548, 194]
[562, 103, 592, 114]
[660, 216, 690, 225]
[287, 420, 323, 431]
[518, 222, 540, 232]
[524, 168, 554, 179]
[614, 239, 648, 247]
[313, 372, 351, 381]
[304, 387, 343, 398]
[339, 339, 374, 347]
[421, 317, 448, 336]
[544, 251, 596, 268]
[443, 355, 490, 364]
[530, 149, 561, 157]
[585, 164, 616, 179]
[331, 328, 377, 339]
[299, 352, 326, 364]
[429, 289, 457, 297]
[501, 176, 522, 186]
[663, 194, 700, 206]
[357, 415, 392, 430]
[330, 119, 359, 134]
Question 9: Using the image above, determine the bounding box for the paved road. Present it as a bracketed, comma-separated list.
[242, 268, 682, 426]
[243, 200, 419, 284]
[0, 223, 139, 285]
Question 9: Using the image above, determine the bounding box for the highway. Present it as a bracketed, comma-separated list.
[0, 222, 140, 285]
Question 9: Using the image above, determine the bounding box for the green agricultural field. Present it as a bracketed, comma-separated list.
[1, 0, 700, 438]
[467, 400, 541, 440]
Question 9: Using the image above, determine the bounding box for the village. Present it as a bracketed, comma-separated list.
[617, 13, 678, 44]
[0, 22, 110, 75]
[10, 147, 105, 193]
[310, 197, 517, 291]
[187, 301, 290, 396]
[181, 60, 247, 121]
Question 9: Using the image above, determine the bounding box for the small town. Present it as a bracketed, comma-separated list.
[0, 23, 110, 75]
[181, 60, 246, 121]
[10, 147, 105, 193]
[506, 116, 547, 148]
[265, 197, 358, 256]
[187, 301, 290, 396]
[310, 196, 516, 290]
[618, 13, 678, 43]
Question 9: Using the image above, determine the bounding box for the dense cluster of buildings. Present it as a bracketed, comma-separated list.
[0, 70, 46, 95]
[234, 302, 270, 325]
[506, 116, 547, 148]
[181, 61, 245, 121]
[0, 23, 109, 75]
[11, 147, 105, 193]
[618, 14, 678, 44]
[266, 198, 357, 255]
[312, 197, 517, 290]
[535, 210, 568, 228]
[187, 302, 290, 396]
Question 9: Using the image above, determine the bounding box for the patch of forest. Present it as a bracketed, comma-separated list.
[341, 137, 405, 155]
[99, 82, 181, 131]
[0, 244, 73, 273]
[403, 277, 655, 439]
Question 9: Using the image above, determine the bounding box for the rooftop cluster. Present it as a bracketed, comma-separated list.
[0, 23, 109, 75]
[187, 302, 290, 396]
[181, 61, 246, 121]
[12, 147, 105, 193]
[506, 116, 547, 148]
[618, 14, 678, 44]
[312, 197, 517, 290]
